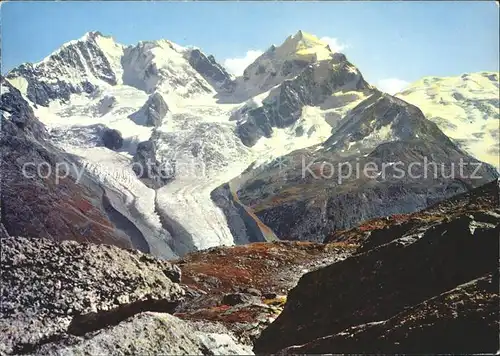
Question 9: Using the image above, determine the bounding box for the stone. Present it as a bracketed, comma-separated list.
[102, 128, 123, 150]
[221, 293, 257, 306]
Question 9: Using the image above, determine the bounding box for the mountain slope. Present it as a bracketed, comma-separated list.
[0, 236, 252, 355]
[397, 72, 499, 169]
[254, 180, 500, 354]
[218, 91, 498, 242]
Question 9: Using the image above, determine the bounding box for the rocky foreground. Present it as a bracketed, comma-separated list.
[1, 179, 499, 354]
[255, 178, 500, 353]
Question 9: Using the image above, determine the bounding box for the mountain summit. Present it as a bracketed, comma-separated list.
[234, 30, 347, 98]
[276, 30, 333, 61]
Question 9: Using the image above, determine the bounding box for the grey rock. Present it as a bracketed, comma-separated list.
[102, 128, 123, 150]
[219, 91, 499, 244]
[1, 76, 135, 249]
[188, 49, 234, 91]
[5, 32, 114, 107]
[35, 312, 253, 356]
[129, 92, 169, 127]
[0, 236, 185, 355]
[132, 140, 174, 189]
[221, 293, 259, 306]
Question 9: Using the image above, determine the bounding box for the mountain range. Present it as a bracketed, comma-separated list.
[1, 29, 499, 355]
[2, 30, 498, 258]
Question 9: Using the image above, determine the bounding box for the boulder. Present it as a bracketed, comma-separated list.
[0, 236, 255, 355]
[35, 312, 253, 355]
[102, 128, 123, 150]
[221, 293, 258, 306]
[132, 140, 174, 189]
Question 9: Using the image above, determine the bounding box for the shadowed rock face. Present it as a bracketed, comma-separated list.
[129, 92, 169, 127]
[254, 180, 500, 354]
[101, 128, 123, 150]
[5, 32, 114, 107]
[323, 91, 455, 151]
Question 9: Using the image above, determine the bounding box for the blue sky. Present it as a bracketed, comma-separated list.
[2, 1, 499, 93]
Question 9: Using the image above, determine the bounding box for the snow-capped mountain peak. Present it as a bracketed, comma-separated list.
[275, 30, 333, 61]
[6, 31, 233, 107]
[235, 31, 339, 98]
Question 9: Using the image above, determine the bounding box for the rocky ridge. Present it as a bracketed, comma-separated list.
[0, 77, 141, 250]
[397, 71, 500, 169]
[254, 179, 500, 354]
[219, 91, 498, 243]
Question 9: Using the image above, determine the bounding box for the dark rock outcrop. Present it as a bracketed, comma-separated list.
[0, 76, 136, 249]
[5, 32, 114, 107]
[132, 140, 174, 188]
[188, 49, 233, 91]
[102, 128, 123, 150]
[221, 92, 499, 243]
[254, 180, 500, 354]
[221, 293, 259, 306]
[0, 79, 47, 140]
[129, 92, 169, 127]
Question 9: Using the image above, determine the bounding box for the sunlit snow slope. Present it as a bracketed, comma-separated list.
[397, 72, 500, 169]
